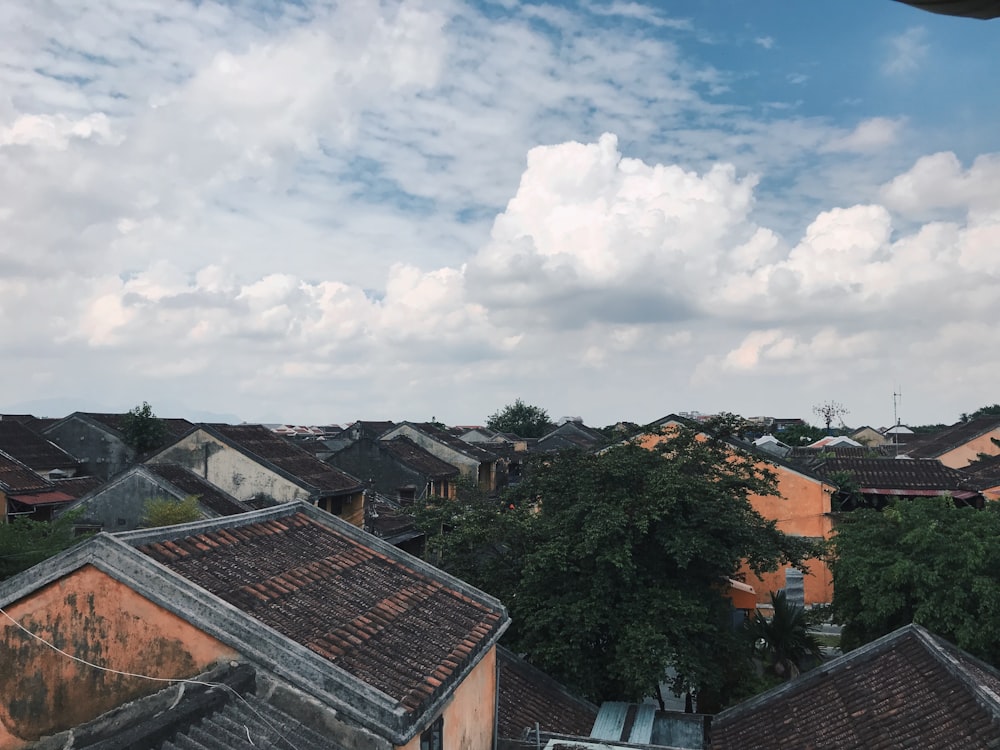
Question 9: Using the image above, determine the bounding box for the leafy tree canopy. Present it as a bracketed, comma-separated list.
[831, 496, 1000, 664]
[774, 423, 827, 446]
[0, 511, 86, 581]
[962, 404, 1000, 422]
[121, 401, 168, 454]
[142, 495, 202, 527]
[413, 427, 816, 706]
[485, 398, 552, 438]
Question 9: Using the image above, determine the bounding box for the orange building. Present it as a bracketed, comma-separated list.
[0, 502, 509, 749]
[640, 417, 836, 608]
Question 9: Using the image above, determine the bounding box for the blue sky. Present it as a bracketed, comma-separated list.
[1, 0, 998, 428]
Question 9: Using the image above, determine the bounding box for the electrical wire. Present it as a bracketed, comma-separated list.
[0, 604, 300, 750]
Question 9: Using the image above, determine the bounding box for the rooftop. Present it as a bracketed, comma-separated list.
[144, 463, 252, 516]
[381, 437, 461, 478]
[128, 506, 507, 717]
[712, 623, 1000, 749]
[0, 419, 81, 472]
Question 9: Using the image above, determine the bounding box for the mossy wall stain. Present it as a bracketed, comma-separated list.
[0, 564, 237, 748]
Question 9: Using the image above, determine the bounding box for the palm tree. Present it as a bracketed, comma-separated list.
[748, 591, 824, 679]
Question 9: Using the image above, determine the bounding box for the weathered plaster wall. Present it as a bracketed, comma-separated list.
[150, 431, 307, 504]
[0, 565, 237, 748]
[65, 470, 178, 532]
[396, 646, 498, 750]
[939, 428, 1000, 468]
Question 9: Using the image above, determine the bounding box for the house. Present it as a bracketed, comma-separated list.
[0, 501, 510, 749]
[57, 462, 252, 532]
[147, 423, 365, 525]
[43, 412, 194, 480]
[327, 435, 460, 504]
[811, 457, 984, 510]
[534, 420, 607, 453]
[1, 451, 70, 523]
[904, 416, 1000, 468]
[958, 453, 1000, 501]
[849, 425, 888, 447]
[711, 623, 1000, 748]
[0, 420, 82, 479]
[641, 416, 836, 608]
[380, 422, 501, 492]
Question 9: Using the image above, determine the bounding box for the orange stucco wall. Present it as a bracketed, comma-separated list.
[938, 429, 1000, 468]
[397, 645, 498, 750]
[0, 565, 237, 749]
[638, 427, 835, 606]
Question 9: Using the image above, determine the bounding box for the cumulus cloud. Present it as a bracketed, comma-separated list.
[823, 117, 905, 154]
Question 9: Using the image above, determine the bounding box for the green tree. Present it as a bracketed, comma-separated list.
[414, 428, 816, 706]
[831, 497, 1000, 663]
[485, 399, 553, 438]
[0, 511, 86, 581]
[121, 401, 168, 454]
[962, 404, 1000, 422]
[775, 423, 826, 446]
[142, 496, 203, 527]
[748, 590, 823, 680]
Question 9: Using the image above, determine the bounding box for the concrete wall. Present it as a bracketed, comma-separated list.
[0, 565, 237, 749]
[44, 418, 132, 481]
[64, 470, 178, 532]
[397, 646, 498, 750]
[150, 430, 308, 505]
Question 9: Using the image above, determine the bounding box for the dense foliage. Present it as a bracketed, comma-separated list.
[142, 495, 202, 527]
[414, 427, 816, 706]
[121, 401, 167, 454]
[748, 590, 823, 680]
[831, 497, 1000, 664]
[485, 399, 553, 438]
[0, 512, 85, 581]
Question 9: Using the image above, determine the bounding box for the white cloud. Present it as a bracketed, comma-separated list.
[754, 36, 774, 50]
[823, 117, 905, 154]
[883, 27, 928, 76]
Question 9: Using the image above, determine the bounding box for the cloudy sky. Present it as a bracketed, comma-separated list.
[1, 1, 998, 428]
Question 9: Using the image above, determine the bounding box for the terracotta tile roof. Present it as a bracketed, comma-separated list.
[815, 457, 980, 494]
[711, 624, 1000, 749]
[381, 437, 460, 479]
[906, 417, 1000, 460]
[208, 424, 362, 496]
[0, 450, 51, 493]
[497, 647, 599, 740]
[136, 511, 506, 715]
[959, 454, 1000, 487]
[0, 420, 81, 472]
[145, 463, 252, 516]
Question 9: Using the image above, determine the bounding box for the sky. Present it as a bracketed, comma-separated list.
[1, 1, 998, 428]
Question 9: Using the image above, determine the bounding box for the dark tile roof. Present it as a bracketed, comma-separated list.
[382, 437, 460, 478]
[896, 0, 1000, 19]
[906, 417, 1000, 460]
[788, 445, 897, 463]
[0, 419, 82, 472]
[959, 454, 1000, 487]
[208, 424, 362, 496]
[366, 493, 422, 543]
[814, 457, 980, 494]
[711, 624, 1000, 749]
[50, 475, 105, 498]
[84, 412, 194, 439]
[135, 510, 506, 716]
[145, 463, 252, 516]
[0, 450, 50, 493]
[497, 647, 599, 740]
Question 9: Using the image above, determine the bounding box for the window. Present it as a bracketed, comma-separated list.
[420, 716, 443, 750]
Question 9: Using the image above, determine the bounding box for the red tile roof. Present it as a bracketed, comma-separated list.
[136, 511, 505, 715]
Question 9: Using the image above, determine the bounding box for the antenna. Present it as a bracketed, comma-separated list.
[892, 387, 902, 456]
